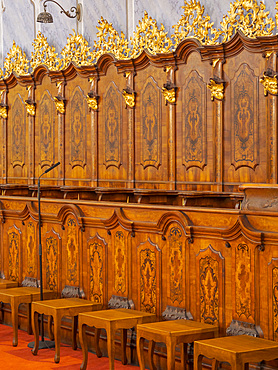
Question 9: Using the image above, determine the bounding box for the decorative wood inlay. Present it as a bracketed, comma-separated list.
[88, 234, 106, 304]
[114, 231, 126, 294]
[45, 230, 59, 292]
[70, 87, 86, 169]
[8, 226, 21, 281]
[273, 267, 278, 340]
[169, 226, 183, 304]
[39, 91, 54, 168]
[66, 217, 78, 285]
[11, 95, 25, 168]
[183, 71, 206, 170]
[235, 243, 252, 319]
[26, 221, 36, 277]
[141, 78, 161, 169]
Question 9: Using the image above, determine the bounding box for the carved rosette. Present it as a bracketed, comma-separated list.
[88, 234, 106, 304]
[8, 227, 21, 281]
[26, 222, 36, 277]
[168, 227, 183, 304]
[66, 218, 78, 285]
[235, 243, 252, 319]
[114, 231, 126, 294]
[207, 78, 225, 101]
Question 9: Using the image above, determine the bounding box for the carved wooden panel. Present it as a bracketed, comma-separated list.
[196, 245, 224, 325]
[65, 217, 79, 286]
[182, 70, 206, 170]
[137, 238, 161, 314]
[44, 228, 61, 293]
[69, 86, 86, 169]
[38, 91, 55, 168]
[26, 221, 36, 278]
[231, 64, 258, 170]
[268, 258, 278, 341]
[8, 225, 21, 281]
[87, 233, 106, 304]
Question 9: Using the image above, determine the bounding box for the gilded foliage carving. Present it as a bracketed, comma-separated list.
[235, 243, 252, 318]
[169, 227, 183, 304]
[88, 235, 105, 304]
[0, 0, 277, 80]
[46, 234, 58, 291]
[199, 256, 219, 324]
[30, 31, 62, 72]
[66, 218, 78, 285]
[8, 228, 20, 281]
[1, 1, 278, 78]
[114, 231, 126, 294]
[140, 248, 157, 313]
[26, 222, 36, 277]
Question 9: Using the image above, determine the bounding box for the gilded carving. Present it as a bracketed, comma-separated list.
[3, 41, 29, 79]
[169, 227, 183, 304]
[26, 222, 36, 277]
[141, 79, 160, 169]
[8, 228, 20, 281]
[86, 94, 98, 111]
[162, 87, 176, 105]
[207, 78, 225, 101]
[232, 64, 258, 170]
[25, 101, 36, 116]
[122, 89, 135, 108]
[104, 84, 122, 168]
[199, 256, 219, 324]
[70, 88, 86, 168]
[66, 218, 78, 285]
[260, 69, 278, 96]
[114, 231, 126, 293]
[183, 71, 206, 170]
[46, 234, 58, 292]
[0, 106, 8, 119]
[61, 30, 95, 67]
[54, 96, 65, 114]
[11, 96, 25, 168]
[31, 31, 62, 72]
[88, 235, 105, 303]
[140, 248, 157, 313]
[39, 92, 54, 168]
[235, 243, 252, 318]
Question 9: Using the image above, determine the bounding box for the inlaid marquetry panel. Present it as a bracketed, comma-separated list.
[11, 95, 25, 168]
[38, 91, 55, 168]
[65, 217, 79, 286]
[87, 233, 107, 304]
[26, 221, 36, 277]
[8, 225, 21, 281]
[182, 70, 206, 170]
[69, 86, 86, 169]
[141, 77, 161, 169]
[231, 63, 258, 170]
[137, 238, 161, 315]
[196, 245, 224, 325]
[44, 228, 61, 293]
[103, 82, 122, 169]
[268, 258, 278, 341]
[235, 243, 252, 319]
[114, 230, 127, 294]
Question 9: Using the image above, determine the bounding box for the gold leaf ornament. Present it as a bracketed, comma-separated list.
[260, 70, 278, 96]
[207, 78, 225, 101]
[61, 30, 95, 67]
[3, 41, 30, 78]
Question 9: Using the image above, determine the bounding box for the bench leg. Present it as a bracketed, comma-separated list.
[166, 338, 176, 370]
[137, 335, 146, 370]
[48, 315, 54, 341]
[53, 313, 61, 363]
[11, 298, 19, 347]
[121, 328, 127, 365]
[106, 325, 116, 370]
[72, 316, 78, 350]
[148, 340, 156, 370]
[31, 311, 40, 355]
[95, 328, 102, 358]
[79, 322, 88, 370]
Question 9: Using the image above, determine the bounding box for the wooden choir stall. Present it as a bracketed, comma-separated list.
[2, 1, 278, 368]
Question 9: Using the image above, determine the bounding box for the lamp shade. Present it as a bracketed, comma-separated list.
[37, 11, 53, 23]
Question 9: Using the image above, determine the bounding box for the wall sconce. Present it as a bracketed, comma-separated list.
[37, 0, 82, 23]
